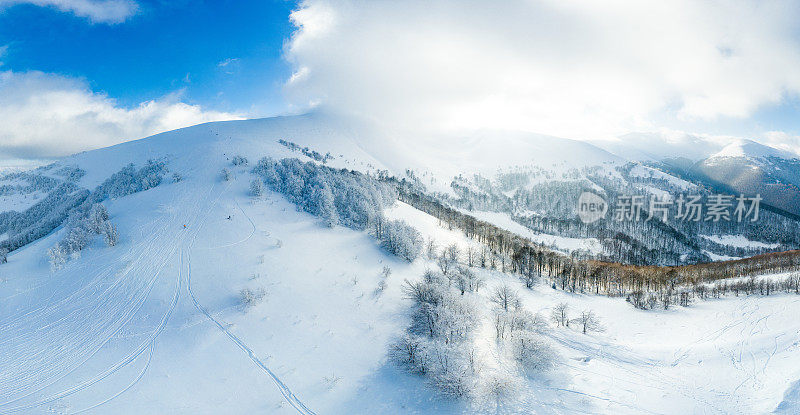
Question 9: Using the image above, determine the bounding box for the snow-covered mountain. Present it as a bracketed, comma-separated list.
[597, 132, 731, 163]
[687, 140, 800, 217]
[708, 139, 798, 160]
[2, 113, 800, 414]
[597, 132, 800, 217]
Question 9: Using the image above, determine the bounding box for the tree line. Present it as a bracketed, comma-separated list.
[391, 178, 800, 306]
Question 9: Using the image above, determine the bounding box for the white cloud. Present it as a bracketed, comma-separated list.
[0, 71, 240, 159]
[0, 0, 139, 24]
[285, 0, 800, 141]
[762, 131, 800, 156]
[217, 58, 241, 75]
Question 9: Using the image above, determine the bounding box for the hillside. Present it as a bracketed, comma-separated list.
[1, 114, 800, 414]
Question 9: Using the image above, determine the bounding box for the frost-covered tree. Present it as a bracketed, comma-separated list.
[87, 204, 109, 233]
[48, 202, 119, 269]
[510, 331, 557, 372]
[239, 287, 266, 311]
[48, 245, 67, 271]
[491, 285, 520, 312]
[437, 252, 454, 276]
[572, 309, 603, 334]
[380, 220, 422, 261]
[93, 160, 167, 200]
[454, 266, 483, 295]
[1, 161, 165, 264]
[395, 266, 560, 404]
[221, 168, 232, 181]
[425, 342, 476, 397]
[0, 248, 7, 264]
[251, 157, 396, 232]
[390, 334, 429, 374]
[550, 302, 570, 327]
[232, 155, 248, 166]
[102, 222, 119, 246]
[445, 243, 461, 264]
[308, 179, 338, 227]
[495, 308, 544, 340]
[249, 179, 265, 197]
[426, 238, 438, 260]
[254, 157, 279, 186]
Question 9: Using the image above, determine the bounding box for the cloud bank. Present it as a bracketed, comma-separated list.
[285, 0, 800, 141]
[0, 0, 138, 23]
[0, 71, 240, 159]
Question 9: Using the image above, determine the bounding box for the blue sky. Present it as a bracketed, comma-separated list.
[0, 0, 296, 115]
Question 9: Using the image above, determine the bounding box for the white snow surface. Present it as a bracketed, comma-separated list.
[709, 139, 798, 161]
[702, 234, 781, 250]
[628, 164, 696, 190]
[464, 209, 604, 256]
[0, 114, 799, 414]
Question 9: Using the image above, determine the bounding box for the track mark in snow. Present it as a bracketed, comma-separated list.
[184, 249, 317, 415]
[183, 188, 316, 415]
[0, 179, 213, 413]
[70, 342, 155, 414]
[0, 246, 182, 414]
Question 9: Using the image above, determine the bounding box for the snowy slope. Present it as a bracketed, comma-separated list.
[596, 132, 731, 163]
[1, 113, 800, 414]
[390, 202, 800, 414]
[708, 139, 798, 161]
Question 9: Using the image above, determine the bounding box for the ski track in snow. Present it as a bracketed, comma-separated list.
[0, 180, 210, 413]
[184, 185, 316, 415]
[0, 168, 316, 414]
[0, 162, 212, 410]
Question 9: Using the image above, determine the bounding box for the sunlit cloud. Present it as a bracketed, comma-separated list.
[285, 0, 800, 142]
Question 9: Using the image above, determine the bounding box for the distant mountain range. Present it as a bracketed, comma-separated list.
[597, 136, 800, 218]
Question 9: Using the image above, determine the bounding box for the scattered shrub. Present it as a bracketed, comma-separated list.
[239, 287, 267, 311]
[232, 155, 249, 166]
[221, 168, 232, 181]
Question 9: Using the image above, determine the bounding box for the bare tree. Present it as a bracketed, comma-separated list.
[445, 243, 460, 264]
[455, 267, 484, 295]
[490, 285, 520, 311]
[426, 238, 438, 260]
[550, 302, 570, 327]
[572, 310, 603, 334]
[437, 252, 453, 276]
